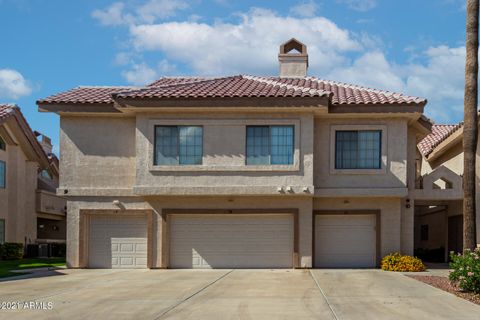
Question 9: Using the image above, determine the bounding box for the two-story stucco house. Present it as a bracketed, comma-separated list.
[0, 104, 66, 248]
[38, 39, 435, 269]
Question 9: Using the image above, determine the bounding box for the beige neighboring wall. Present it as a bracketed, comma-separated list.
[0, 141, 38, 244]
[422, 140, 463, 176]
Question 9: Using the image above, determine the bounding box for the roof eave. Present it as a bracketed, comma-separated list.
[329, 102, 426, 114]
[0, 107, 51, 168]
[426, 126, 464, 162]
[113, 96, 331, 109]
[37, 102, 122, 114]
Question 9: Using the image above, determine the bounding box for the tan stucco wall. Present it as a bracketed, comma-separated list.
[0, 143, 38, 244]
[314, 118, 408, 189]
[59, 113, 418, 196]
[134, 112, 314, 193]
[59, 116, 136, 191]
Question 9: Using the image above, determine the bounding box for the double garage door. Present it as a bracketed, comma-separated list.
[170, 214, 294, 268]
[87, 212, 376, 269]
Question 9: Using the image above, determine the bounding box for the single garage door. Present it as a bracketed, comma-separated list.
[89, 215, 148, 268]
[315, 214, 376, 268]
[169, 214, 294, 269]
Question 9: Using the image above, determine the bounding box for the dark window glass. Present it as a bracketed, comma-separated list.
[154, 126, 203, 165]
[246, 125, 294, 165]
[0, 136, 5, 151]
[335, 130, 381, 169]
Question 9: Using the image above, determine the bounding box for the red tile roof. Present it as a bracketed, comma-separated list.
[0, 103, 16, 120]
[38, 76, 426, 107]
[0, 104, 52, 170]
[418, 123, 463, 157]
[37, 86, 136, 105]
[114, 76, 331, 100]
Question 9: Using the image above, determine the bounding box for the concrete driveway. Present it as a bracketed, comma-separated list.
[0, 269, 479, 320]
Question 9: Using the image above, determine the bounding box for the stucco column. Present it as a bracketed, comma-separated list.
[400, 198, 414, 255]
[299, 199, 313, 268]
[66, 202, 81, 268]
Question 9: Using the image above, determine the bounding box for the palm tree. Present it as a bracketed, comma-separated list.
[463, 0, 479, 251]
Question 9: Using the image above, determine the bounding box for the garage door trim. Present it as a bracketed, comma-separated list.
[312, 210, 381, 268]
[79, 209, 154, 268]
[162, 208, 299, 268]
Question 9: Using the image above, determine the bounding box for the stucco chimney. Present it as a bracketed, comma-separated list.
[278, 38, 308, 78]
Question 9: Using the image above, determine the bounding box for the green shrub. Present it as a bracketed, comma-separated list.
[449, 248, 480, 293]
[381, 252, 426, 272]
[2, 243, 24, 260]
[0, 244, 4, 260]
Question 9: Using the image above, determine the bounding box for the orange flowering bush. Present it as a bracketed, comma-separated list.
[381, 253, 426, 272]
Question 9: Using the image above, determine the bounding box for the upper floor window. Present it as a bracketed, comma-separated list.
[154, 126, 203, 165]
[0, 136, 5, 151]
[0, 161, 5, 188]
[246, 125, 294, 165]
[335, 130, 381, 169]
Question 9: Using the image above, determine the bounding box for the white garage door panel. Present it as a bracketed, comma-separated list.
[315, 214, 376, 268]
[89, 215, 147, 269]
[170, 214, 293, 269]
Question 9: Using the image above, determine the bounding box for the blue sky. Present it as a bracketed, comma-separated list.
[0, 0, 468, 153]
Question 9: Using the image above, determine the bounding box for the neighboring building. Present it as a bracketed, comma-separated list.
[0, 104, 66, 248]
[39, 39, 440, 269]
[416, 121, 480, 261]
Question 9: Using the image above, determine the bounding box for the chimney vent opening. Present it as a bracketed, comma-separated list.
[278, 38, 308, 78]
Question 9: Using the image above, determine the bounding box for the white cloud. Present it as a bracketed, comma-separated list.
[290, 0, 318, 18]
[158, 59, 177, 74]
[404, 46, 465, 122]
[129, 8, 361, 75]
[326, 45, 466, 123]
[0, 69, 32, 99]
[121, 63, 158, 85]
[404, 46, 465, 101]
[136, 0, 189, 23]
[326, 51, 405, 92]
[337, 0, 377, 12]
[92, 0, 189, 26]
[92, 2, 132, 26]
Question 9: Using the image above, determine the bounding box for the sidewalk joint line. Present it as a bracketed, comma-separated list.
[154, 269, 234, 320]
[309, 270, 340, 320]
